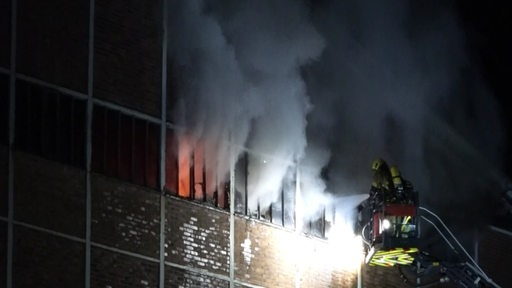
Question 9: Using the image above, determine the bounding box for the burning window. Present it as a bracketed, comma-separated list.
[234, 151, 296, 229]
[14, 79, 86, 168]
[165, 131, 229, 209]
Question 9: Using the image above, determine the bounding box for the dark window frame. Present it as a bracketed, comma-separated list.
[91, 104, 159, 190]
[14, 79, 86, 168]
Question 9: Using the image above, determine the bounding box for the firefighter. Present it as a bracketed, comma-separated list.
[370, 158, 393, 202]
[390, 165, 404, 201]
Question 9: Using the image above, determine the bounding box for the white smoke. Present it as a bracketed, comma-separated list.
[168, 0, 324, 212]
[168, 0, 506, 230]
[305, 0, 505, 227]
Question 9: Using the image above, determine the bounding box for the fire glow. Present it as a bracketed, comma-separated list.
[325, 219, 364, 271]
[275, 217, 364, 276]
[176, 135, 227, 207]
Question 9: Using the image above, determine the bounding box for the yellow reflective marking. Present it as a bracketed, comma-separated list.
[369, 248, 418, 267]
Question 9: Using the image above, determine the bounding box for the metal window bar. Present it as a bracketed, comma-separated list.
[70, 99, 75, 164]
[267, 203, 272, 222]
[281, 187, 285, 227]
[244, 152, 248, 215]
[175, 140, 179, 196]
[145, 120, 149, 186]
[202, 152, 206, 202]
[322, 206, 326, 238]
[55, 94, 61, 161]
[190, 149, 195, 200]
[213, 173, 218, 207]
[102, 107, 107, 173]
[117, 111, 121, 178]
[131, 116, 136, 183]
[40, 91, 46, 155]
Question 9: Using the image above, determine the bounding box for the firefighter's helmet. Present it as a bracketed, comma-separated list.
[390, 166, 400, 178]
[372, 158, 384, 171]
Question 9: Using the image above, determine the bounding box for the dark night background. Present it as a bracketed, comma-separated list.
[455, 1, 511, 179]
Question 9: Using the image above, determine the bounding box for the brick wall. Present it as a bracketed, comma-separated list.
[94, 0, 162, 117]
[362, 265, 410, 288]
[165, 265, 229, 288]
[165, 197, 230, 276]
[16, 0, 89, 93]
[478, 227, 512, 286]
[0, 222, 6, 288]
[10, 149, 510, 287]
[234, 217, 358, 288]
[13, 151, 86, 237]
[92, 174, 161, 258]
[13, 225, 85, 287]
[91, 247, 159, 288]
[0, 0, 9, 68]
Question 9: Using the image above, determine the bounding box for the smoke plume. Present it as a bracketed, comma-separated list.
[168, 0, 324, 212]
[168, 0, 507, 231]
[304, 0, 506, 229]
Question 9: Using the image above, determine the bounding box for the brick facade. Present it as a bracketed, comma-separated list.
[16, 0, 89, 93]
[0, 222, 6, 288]
[479, 227, 512, 286]
[91, 248, 159, 288]
[94, 0, 162, 117]
[1, 145, 7, 217]
[3, 148, 512, 287]
[13, 225, 85, 287]
[165, 198, 230, 276]
[0, 0, 9, 69]
[92, 174, 161, 258]
[234, 217, 358, 288]
[13, 151, 86, 237]
[165, 265, 229, 288]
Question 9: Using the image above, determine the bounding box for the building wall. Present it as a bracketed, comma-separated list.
[91, 248, 159, 288]
[13, 151, 86, 237]
[94, 0, 162, 117]
[16, 0, 89, 93]
[4, 131, 512, 288]
[0, 221, 6, 288]
[165, 198, 230, 277]
[479, 227, 512, 286]
[0, 145, 7, 217]
[0, 0, 10, 69]
[92, 174, 161, 258]
[5, 151, 363, 287]
[1, 0, 510, 287]
[13, 226, 85, 288]
[234, 218, 358, 288]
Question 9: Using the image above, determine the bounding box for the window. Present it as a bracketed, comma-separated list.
[14, 79, 86, 167]
[92, 105, 159, 189]
[234, 151, 296, 229]
[165, 131, 229, 209]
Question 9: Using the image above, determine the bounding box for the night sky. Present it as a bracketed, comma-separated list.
[455, 1, 512, 179]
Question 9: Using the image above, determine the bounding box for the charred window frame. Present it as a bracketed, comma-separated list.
[14, 79, 86, 168]
[91, 104, 159, 189]
[301, 207, 328, 239]
[234, 151, 297, 230]
[164, 128, 229, 210]
[0, 74, 8, 146]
